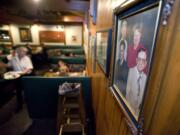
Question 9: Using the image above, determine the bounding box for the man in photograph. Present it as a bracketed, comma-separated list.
[114, 40, 128, 97]
[126, 48, 147, 116]
[117, 20, 128, 61]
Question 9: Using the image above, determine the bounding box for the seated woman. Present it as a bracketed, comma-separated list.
[44, 60, 69, 77]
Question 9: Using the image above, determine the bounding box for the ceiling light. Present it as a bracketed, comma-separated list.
[33, 0, 41, 3]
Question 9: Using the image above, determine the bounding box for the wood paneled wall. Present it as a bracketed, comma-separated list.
[87, 0, 180, 135]
[143, 0, 180, 134]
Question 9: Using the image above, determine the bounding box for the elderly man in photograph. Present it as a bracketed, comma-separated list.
[126, 48, 147, 116]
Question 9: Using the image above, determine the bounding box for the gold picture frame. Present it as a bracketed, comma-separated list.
[19, 27, 32, 42]
[110, 0, 163, 134]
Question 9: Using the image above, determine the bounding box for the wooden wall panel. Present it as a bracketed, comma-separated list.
[144, 1, 180, 134]
[119, 118, 126, 135]
[87, 0, 130, 135]
[87, 0, 180, 135]
[87, 0, 132, 135]
[103, 90, 115, 134]
[95, 66, 107, 135]
[111, 103, 123, 135]
[86, 16, 96, 75]
[96, 0, 113, 30]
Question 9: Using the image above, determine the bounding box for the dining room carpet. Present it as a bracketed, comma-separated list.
[22, 119, 56, 135]
[0, 98, 56, 135]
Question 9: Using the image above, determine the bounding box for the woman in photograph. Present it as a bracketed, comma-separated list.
[127, 23, 145, 68]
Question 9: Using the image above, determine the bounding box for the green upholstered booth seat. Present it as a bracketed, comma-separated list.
[49, 56, 86, 64]
[21, 76, 91, 119]
[44, 46, 85, 58]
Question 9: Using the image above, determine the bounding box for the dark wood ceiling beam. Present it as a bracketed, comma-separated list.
[0, 0, 89, 24]
[0, 10, 33, 24]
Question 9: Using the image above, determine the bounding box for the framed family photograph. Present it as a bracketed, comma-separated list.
[111, 0, 162, 132]
[19, 27, 32, 42]
[96, 29, 112, 76]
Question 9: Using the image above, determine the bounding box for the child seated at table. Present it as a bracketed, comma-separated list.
[58, 60, 69, 75]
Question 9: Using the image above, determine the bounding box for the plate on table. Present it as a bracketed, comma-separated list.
[3, 71, 21, 80]
[68, 72, 84, 77]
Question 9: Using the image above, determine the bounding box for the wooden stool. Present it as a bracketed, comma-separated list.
[59, 123, 85, 135]
[57, 84, 86, 135]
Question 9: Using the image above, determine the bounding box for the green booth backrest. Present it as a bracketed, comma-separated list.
[44, 45, 83, 50]
[60, 49, 84, 55]
[49, 56, 86, 64]
[21, 76, 91, 119]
